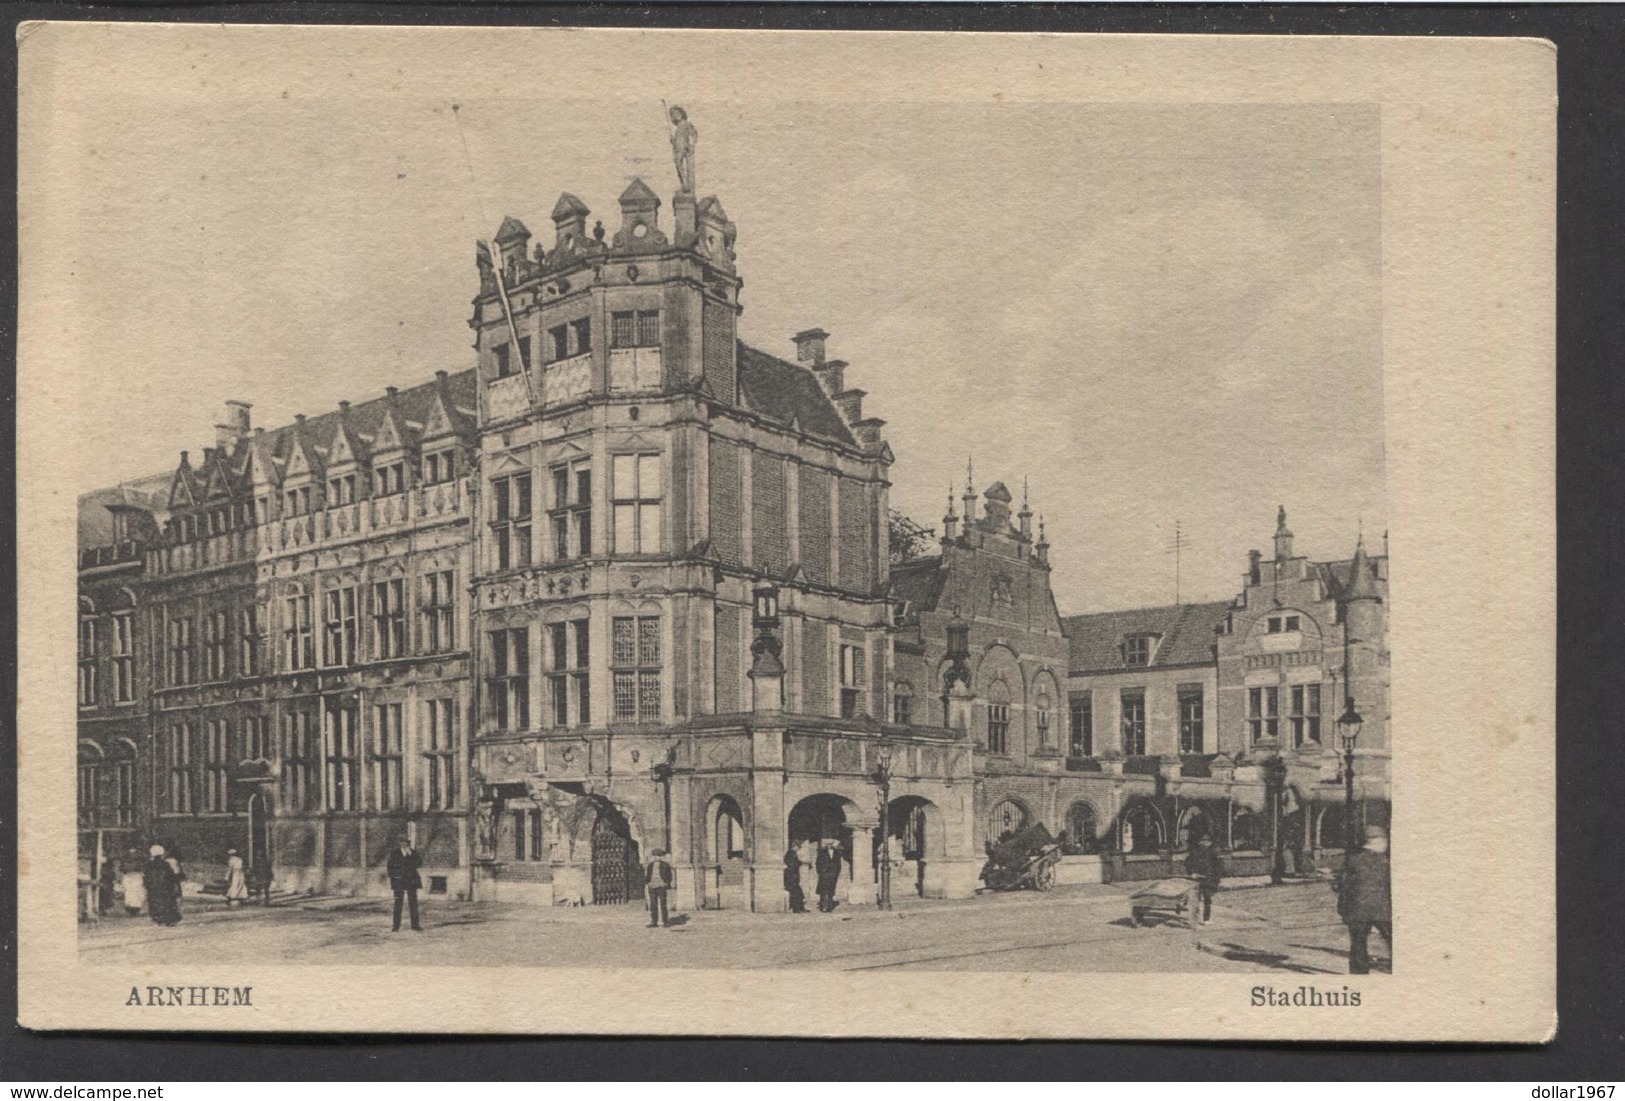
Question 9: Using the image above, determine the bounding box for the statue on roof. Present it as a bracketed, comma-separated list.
[667, 104, 698, 194]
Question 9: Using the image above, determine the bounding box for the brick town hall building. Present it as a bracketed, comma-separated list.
[77, 119, 1390, 909]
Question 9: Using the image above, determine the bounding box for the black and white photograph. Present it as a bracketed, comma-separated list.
[18, 24, 1553, 1040]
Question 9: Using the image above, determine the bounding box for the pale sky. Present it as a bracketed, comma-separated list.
[56, 31, 1383, 614]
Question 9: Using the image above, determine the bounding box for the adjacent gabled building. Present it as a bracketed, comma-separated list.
[75, 117, 1390, 908]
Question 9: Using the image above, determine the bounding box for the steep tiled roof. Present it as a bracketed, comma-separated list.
[78, 475, 169, 548]
[1313, 554, 1386, 601]
[889, 555, 946, 615]
[1062, 600, 1231, 673]
[234, 369, 477, 487]
[735, 343, 855, 446]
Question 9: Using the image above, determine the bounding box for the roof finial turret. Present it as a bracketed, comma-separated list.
[1273, 504, 1295, 561]
[1018, 476, 1033, 540]
[942, 484, 959, 543]
[1344, 530, 1380, 602]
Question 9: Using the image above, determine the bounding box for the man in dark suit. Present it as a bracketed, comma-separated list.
[1183, 833, 1224, 925]
[814, 838, 843, 913]
[386, 835, 423, 932]
[1338, 825, 1392, 973]
[644, 848, 674, 927]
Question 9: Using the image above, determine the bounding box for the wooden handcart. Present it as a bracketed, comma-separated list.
[978, 824, 1063, 892]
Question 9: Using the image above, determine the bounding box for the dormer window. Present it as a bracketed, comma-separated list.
[1123, 635, 1152, 667]
[1266, 615, 1301, 634]
[493, 343, 514, 379]
[422, 450, 457, 486]
[327, 474, 357, 506]
[375, 462, 407, 497]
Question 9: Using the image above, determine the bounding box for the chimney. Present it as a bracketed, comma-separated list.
[833, 388, 865, 424]
[386, 386, 399, 399]
[792, 329, 828, 366]
[1248, 549, 1262, 586]
[338, 400, 351, 415]
[813, 359, 846, 398]
[216, 399, 252, 448]
[435, 370, 448, 383]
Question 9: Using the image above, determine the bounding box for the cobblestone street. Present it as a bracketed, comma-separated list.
[79, 877, 1387, 975]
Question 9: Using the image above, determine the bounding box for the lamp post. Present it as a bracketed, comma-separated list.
[651, 746, 675, 854]
[1337, 701, 1364, 857]
[872, 741, 894, 910]
[1258, 739, 1289, 885]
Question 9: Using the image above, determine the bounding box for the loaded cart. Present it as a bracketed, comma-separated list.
[1128, 877, 1200, 927]
[978, 823, 1063, 892]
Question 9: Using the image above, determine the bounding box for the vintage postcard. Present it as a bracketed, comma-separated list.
[17, 24, 1554, 1039]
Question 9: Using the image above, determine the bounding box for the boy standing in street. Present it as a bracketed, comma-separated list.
[1184, 833, 1224, 925]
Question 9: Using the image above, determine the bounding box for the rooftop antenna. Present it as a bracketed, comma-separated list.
[450, 103, 537, 410]
[1164, 518, 1192, 604]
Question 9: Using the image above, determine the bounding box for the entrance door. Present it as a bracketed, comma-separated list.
[590, 806, 641, 905]
[246, 793, 272, 868]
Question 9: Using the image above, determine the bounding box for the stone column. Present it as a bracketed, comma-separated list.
[846, 823, 877, 906]
[748, 730, 787, 913]
[668, 768, 701, 913]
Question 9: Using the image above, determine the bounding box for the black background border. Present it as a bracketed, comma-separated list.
[2, 2, 1619, 1081]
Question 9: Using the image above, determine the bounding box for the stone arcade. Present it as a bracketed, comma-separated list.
[75, 112, 1389, 910]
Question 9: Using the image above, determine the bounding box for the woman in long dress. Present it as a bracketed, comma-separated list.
[143, 845, 181, 926]
[224, 848, 248, 908]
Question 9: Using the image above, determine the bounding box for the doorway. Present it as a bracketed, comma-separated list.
[589, 803, 642, 905]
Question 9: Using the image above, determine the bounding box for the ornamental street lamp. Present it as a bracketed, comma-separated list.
[1336, 701, 1364, 856]
[1258, 741, 1289, 885]
[872, 741, 894, 911]
[752, 577, 780, 631]
[942, 615, 971, 725]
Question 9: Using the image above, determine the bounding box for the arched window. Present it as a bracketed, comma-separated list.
[989, 798, 1029, 843]
[1065, 802, 1100, 854]
[1121, 803, 1165, 853]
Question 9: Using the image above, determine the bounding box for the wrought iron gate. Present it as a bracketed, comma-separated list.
[590, 806, 641, 905]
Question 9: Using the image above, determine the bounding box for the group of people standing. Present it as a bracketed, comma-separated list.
[89, 843, 274, 925]
[783, 839, 845, 914]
